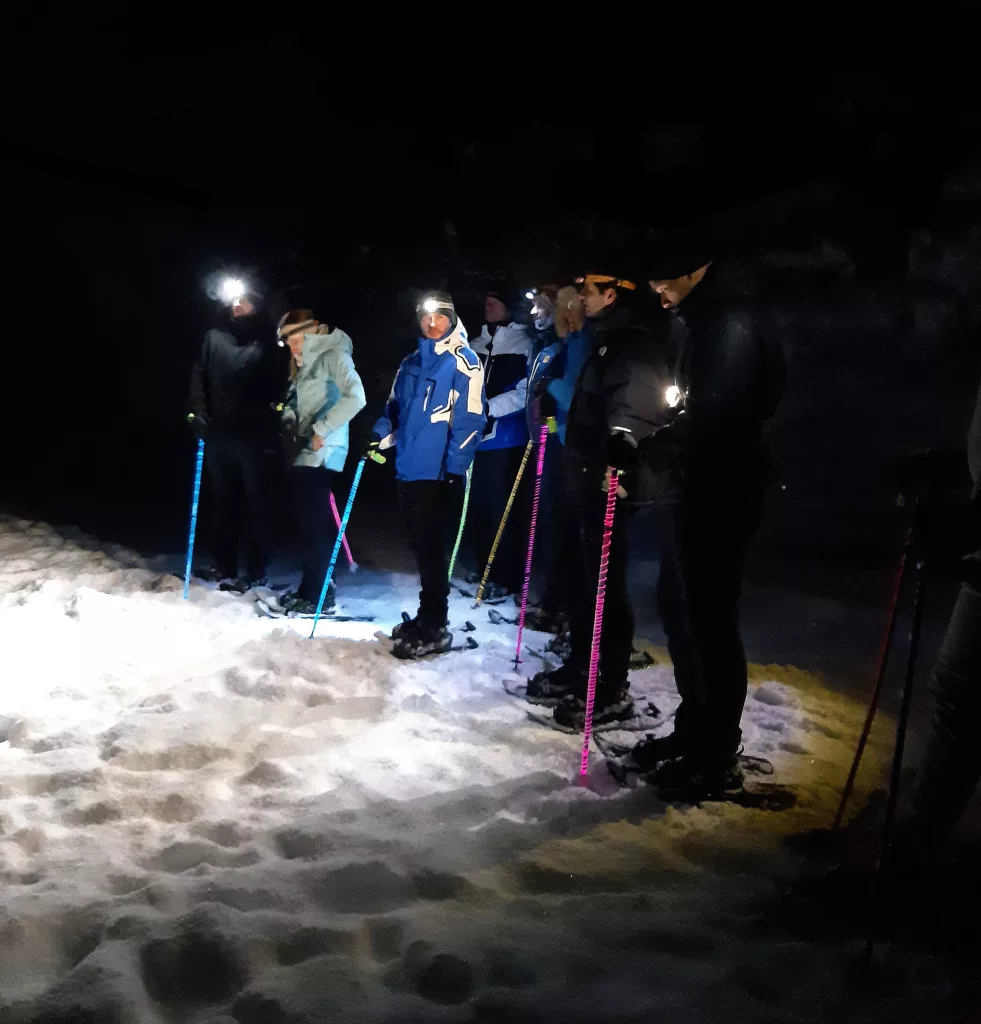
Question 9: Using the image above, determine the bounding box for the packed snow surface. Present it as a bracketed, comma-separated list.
[0, 515, 926, 1023]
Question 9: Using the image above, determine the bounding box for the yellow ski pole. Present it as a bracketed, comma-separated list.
[474, 440, 533, 606]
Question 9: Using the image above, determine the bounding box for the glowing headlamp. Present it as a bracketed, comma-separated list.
[525, 290, 536, 300]
[422, 298, 440, 314]
[665, 384, 683, 408]
[220, 278, 247, 304]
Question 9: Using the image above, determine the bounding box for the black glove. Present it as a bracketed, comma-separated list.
[536, 389, 557, 418]
[186, 412, 209, 439]
[445, 472, 465, 487]
[605, 431, 639, 472]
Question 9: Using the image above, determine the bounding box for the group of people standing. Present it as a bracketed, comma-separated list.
[188, 253, 787, 797]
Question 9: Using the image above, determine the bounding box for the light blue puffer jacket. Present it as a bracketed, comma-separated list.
[284, 327, 366, 471]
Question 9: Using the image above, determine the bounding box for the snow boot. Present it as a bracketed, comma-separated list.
[525, 663, 586, 706]
[281, 582, 336, 615]
[552, 687, 635, 731]
[545, 632, 572, 661]
[392, 624, 453, 660]
[647, 754, 744, 801]
[195, 565, 235, 584]
[480, 580, 512, 601]
[522, 605, 570, 635]
[629, 731, 687, 772]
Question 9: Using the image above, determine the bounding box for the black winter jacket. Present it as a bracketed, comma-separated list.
[188, 313, 286, 438]
[647, 262, 785, 493]
[565, 304, 676, 486]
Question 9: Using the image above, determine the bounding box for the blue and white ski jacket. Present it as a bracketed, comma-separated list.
[373, 319, 487, 482]
[470, 322, 533, 451]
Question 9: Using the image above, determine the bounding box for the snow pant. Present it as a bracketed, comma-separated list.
[205, 432, 276, 580]
[398, 479, 453, 629]
[467, 445, 528, 592]
[912, 557, 981, 838]
[531, 433, 567, 608]
[566, 461, 634, 692]
[291, 466, 338, 603]
[656, 470, 766, 770]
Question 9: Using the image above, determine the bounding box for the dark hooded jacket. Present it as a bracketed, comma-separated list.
[188, 311, 286, 438]
[646, 261, 785, 494]
[565, 304, 676, 488]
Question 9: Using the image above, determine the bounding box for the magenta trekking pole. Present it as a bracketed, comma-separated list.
[514, 421, 551, 665]
[580, 468, 620, 778]
[329, 489, 357, 572]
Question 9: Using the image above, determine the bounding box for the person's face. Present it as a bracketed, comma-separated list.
[484, 296, 509, 324]
[581, 282, 616, 318]
[649, 266, 708, 309]
[286, 331, 305, 358]
[421, 312, 451, 339]
[231, 296, 255, 318]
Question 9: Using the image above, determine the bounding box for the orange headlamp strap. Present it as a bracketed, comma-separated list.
[576, 274, 637, 291]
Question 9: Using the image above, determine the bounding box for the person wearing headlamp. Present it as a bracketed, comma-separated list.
[526, 271, 677, 732]
[371, 292, 487, 658]
[630, 251, 786, 798]
[187, 277, 285, 589]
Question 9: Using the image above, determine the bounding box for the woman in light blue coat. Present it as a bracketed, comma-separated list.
[277, 309, 366, 613]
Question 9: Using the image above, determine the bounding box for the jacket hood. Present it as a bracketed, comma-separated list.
[418, 317, 469, 358]
[301, 326, 353, 362]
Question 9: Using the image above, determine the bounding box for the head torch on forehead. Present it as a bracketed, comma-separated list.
[416, 294, 455, 319]
[219, 277, 248, 304]
[575, 274, 637, 291]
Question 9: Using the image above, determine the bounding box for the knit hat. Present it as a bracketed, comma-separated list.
[485, 288, 512, 314]
[416, 291, 456, 320]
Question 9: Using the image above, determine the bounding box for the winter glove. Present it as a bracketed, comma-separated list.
[366, 438, 387, 464]
[605, 431, 639, 472]
[186, 412, 208, 439]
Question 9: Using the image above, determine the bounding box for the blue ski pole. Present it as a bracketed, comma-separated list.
[183, 438, 205, 600]
[310, 447, 385, 636]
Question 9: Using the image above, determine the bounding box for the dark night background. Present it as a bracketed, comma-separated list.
[2, 30, 980, 628]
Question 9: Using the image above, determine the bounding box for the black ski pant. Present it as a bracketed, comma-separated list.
[205, 432, 276, 580]
[566, 461, 634, 693]
[292, 466, 338, 603]
[399, 479, 454, 629]
[656, 474, 765, 771]
[912, 558, 981, 838]
[467, 445, 528, 591]
[534, 434, 571, 611]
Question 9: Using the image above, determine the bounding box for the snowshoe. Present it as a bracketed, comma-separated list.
[219, 574, 269, 595]
[643, 754, 793, 809]
[526, 693, 660, 735]
[522, 663, 586, 706]
[391, 611, 419, 640]
[553, 688, 636, 732]
[392, 625, 453, 660]
[281, 583, 336, 615]
[254, 597, 374, 623]
[479, 581, 512, 601]
[488, 607, 518, 626]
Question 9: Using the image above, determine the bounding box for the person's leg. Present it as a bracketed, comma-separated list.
[912, 575, 981, 839]
[294, 467, 337, 602]
[676, 482, 763, 770]
[239, 437, 275, 581]
[204, 433, 241, 578]
[531, 434, 564, 605]
[465, 450, 495, 580]
[399, 480, 450, 628]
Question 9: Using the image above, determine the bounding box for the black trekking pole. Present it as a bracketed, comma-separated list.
[832, 491, 919, 830]
[864, 541, 928, 967]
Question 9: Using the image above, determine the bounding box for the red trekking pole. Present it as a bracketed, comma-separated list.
[580, 467, 621, 778]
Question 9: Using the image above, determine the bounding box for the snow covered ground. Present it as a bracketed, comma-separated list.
[0, 514, 952, 1023]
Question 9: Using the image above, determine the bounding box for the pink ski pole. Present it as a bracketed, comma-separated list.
[514, 421, 550, 665]
[580, 468, 620, 778]
[329, 489, 357, 572]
